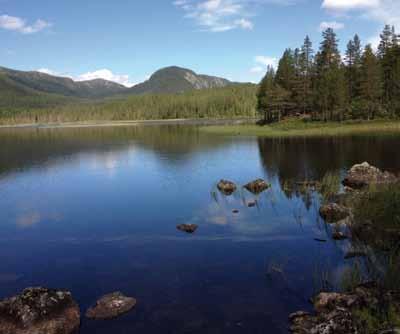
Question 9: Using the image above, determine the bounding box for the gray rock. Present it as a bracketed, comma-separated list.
[343, 162, 397, 189]
[319, 203, 350, 223]
[244, 179, 270, 194]
[0, 287, 80, 334]
[332, 231, 348, 241]
[288, 283, 397, 334]
[344, 251, 367, 259]
[217, 180, 237, 195]
[86, 292, 136, 320]
[177, 224, 198, 234]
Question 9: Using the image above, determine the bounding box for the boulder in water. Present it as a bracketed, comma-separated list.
[86, 292, 137, 320]
[177, 224, 198, 234]
[0, 287, 80, 334]
[319, 203, 350, 223]
[244, 179, 270, 194]
[343, 162, 397, 189]
[217, 180, 237, 195]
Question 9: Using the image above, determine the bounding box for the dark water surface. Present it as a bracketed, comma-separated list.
[0, 125, 399, 333]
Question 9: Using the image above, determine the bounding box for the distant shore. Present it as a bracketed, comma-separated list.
[200, 118, 400, 137]
[0, 118, 257, 129]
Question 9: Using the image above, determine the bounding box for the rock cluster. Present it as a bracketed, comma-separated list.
[217, 179, 237, 195]
[343, 162, 397, 189]
[177, 224, 198, 234]
[86, 292, 137, 320]
[290, 284, 377, 334]
[244, 179, 270, 194]
[0, 287, 80, 334]
[319, 203, 350, 223]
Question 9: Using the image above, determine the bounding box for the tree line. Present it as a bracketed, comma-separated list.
[0, 84, 257, 124]
[257, 25, 400, 122]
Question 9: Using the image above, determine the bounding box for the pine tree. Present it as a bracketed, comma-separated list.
[378, 25, 393, 59]
[257, 66, 276, 123]
[274, 49, 297, 116]
[275, 49, 296, 91]
[379, 25, 397, 112]
[388, 40, 400, 116]
[299, 35, 314, 115]
[314, 28, 345, 121]
[360, 44, 382, 119]
[345, 34, 362, 100]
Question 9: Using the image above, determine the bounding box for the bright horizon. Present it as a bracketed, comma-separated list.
[1, 0, 399, 87]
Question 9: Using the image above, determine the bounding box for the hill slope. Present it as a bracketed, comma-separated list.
[0, 66, 236, 104]
[128, 66, 232, 95]
[0, 67, 127, 99]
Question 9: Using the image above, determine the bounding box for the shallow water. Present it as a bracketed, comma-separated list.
[0, 125, 399, 333]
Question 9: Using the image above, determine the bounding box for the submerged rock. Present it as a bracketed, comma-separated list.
[0, 287, 80, 334]
[319, 203, 350, 223]
[332, 231, 348, 240]
[177, 224, 198, 234]
[244, 179, 270, 194]
[289, 282, 400, 334]
[289, 285, 374, 334]
[344, 251, 367, 259]
[343, 162, 397, 189]
[86, 292, 136, 320]
[217, 180, 237, 195]
[314, 238, 327, 243]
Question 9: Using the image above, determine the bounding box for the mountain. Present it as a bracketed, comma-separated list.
[129, 66, 232, 95]
[0, 67, 127, 99]
[0, 66, 234, 100]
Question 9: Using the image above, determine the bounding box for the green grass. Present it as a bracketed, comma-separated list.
[201, 118, 400, 137]
[353, 305, 400, 334]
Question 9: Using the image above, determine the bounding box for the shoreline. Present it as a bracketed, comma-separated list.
[200, 119, 400, 137]
[0, 118, 257, 130]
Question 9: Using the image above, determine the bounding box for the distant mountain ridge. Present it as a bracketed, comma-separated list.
[0, 66, 234, 99]
[0, 67, 126, 99]
[128, 66, 232, 95]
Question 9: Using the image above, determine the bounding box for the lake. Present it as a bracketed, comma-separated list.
[0, 125, 399, 333]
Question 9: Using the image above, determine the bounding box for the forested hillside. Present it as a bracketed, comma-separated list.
[0, 84, 257, 124]
[257, 25, 400, 122]
[0, 67, 127, 98]
[128, 66, 232, 95]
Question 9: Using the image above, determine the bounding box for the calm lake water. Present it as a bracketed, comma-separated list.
[0, 125, 399, 333]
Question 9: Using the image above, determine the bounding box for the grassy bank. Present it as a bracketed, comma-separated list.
[201, 118, 400, 137]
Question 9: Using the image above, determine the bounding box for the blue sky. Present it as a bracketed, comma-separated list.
[1, 0, 399, 86]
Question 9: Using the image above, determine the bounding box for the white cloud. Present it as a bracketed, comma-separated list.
[322, 0, 400, 51]
[254, 55, 278, 68]
[322, 0, 379, 11]
[0, 15, 51, 34]
[250, 66, 264, 73]
[37, 68, 136, 87]
[175, 0, 249, 32]
[248, 55, 277, 81]
[235, 18, 253, 30]
[319, 20, 345, 31]
[37, 68, 59, 76]
[76, 69, 135, 87]
[174, 0, 292, 32]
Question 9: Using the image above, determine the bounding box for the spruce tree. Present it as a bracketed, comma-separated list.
[299, 36, 314, 115]
[314, 28, 345, 121]
[360, 44, 382, 119]
[257, 66, 276, 123]
[378, 25, 393, 59]
[275, 49, 296, 92]
[345, 34, 362, 100]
